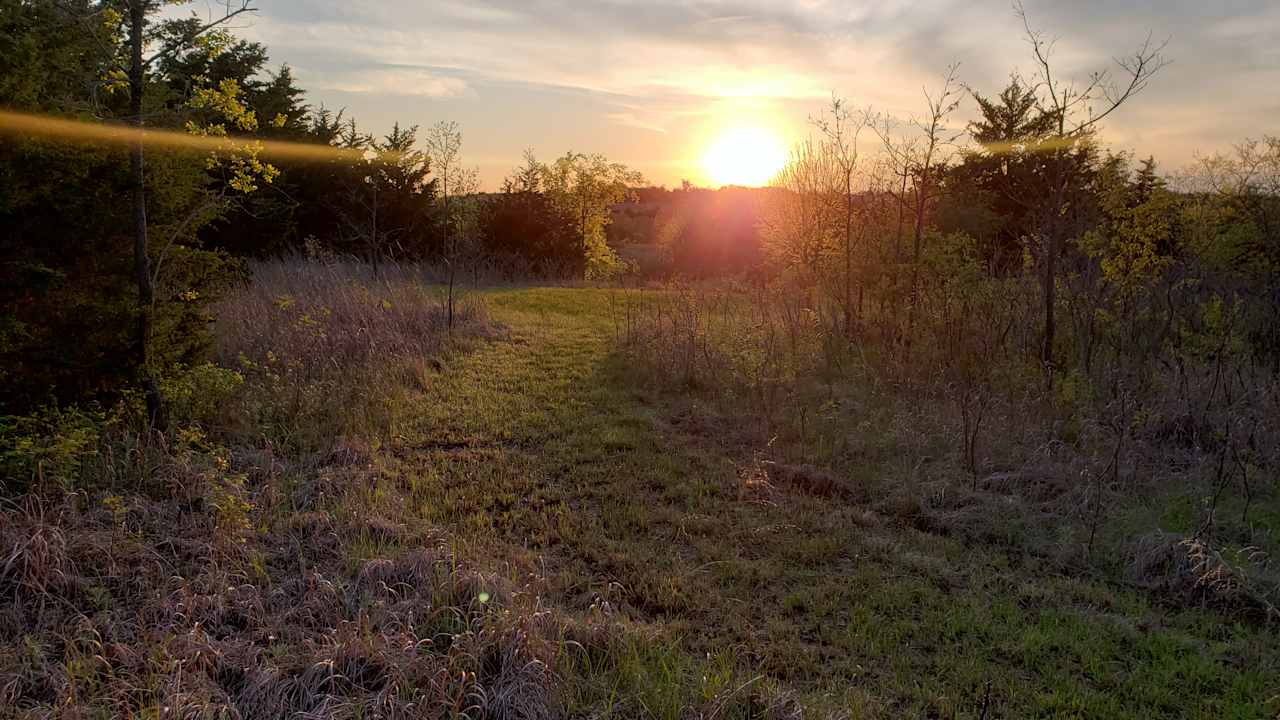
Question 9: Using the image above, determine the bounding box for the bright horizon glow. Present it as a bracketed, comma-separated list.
[700, 126, 788, 188]
[194, 3, 1279, 187]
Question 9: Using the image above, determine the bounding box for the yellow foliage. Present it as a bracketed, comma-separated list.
[185, 78, 278, 195]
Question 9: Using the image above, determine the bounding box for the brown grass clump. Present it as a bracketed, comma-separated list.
[0, 491, 567, 719]
[212, 256, 496, 455]
[765, 461, 867, 502]
[0, 499, 71, 598]
[1124, 531, 1279, 620]
[0, 258, 584, 718]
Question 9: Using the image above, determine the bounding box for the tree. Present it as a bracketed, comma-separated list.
[539, 152, 644, 279]
[375, 123, 434, 259]
[425, 121, 478, 328]
[1072, 153, 1180, 376]
[152, 32, 311, 258]
[950, 77, 1057, 275]
[876, 66, 962, 345]
[480, 151, 580, 277]
[336, 122, 433, 272]
[1184, 136, 1280, 367]
[0, 0, 273, 417]
[1, 0, 135, 411]
[906, 68, 962, 336]
[119, 0, 259, 428]
[811, 95, 870, 336]
[760, 139, 840, 291]
[1010, 0, 1168, 388]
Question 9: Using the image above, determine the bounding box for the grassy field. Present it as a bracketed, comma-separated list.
[3, 276, 1275, 719]
[375, 286, 1277, 718]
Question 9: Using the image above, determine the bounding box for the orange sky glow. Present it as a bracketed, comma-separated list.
[165, 1, 1280, 188]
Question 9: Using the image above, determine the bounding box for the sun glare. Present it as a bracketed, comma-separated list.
[701, 126, 787, 187]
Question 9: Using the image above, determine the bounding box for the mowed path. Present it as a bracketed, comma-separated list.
[387, 288, 1275, 719]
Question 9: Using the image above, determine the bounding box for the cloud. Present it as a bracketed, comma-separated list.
[306, 67, 470, 98]
[216, 0, 1280, 185]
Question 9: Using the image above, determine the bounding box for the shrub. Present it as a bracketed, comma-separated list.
[0, 405, 104, 493]
[160, 363, 246, 429]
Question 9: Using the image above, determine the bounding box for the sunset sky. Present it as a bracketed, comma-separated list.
[210, 0, 1280, 189]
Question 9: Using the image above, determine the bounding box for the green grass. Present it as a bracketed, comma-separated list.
[372, 287, 1279, 718]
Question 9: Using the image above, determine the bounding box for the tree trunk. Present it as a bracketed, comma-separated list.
[447, 260, 456, 331]
[844, 184, 854, 338]
[129, 2, 165, 431]
[906, 166, 929, 353]
[1042, 235, 1057, 391]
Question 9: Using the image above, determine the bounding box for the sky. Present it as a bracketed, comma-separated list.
[198, 0, 1280, 189]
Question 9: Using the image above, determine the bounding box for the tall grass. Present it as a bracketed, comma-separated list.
[2, 261, 807, 719]
[213, 256, 493, 456]
[614, 278, 1280, 621]
[0, 258, 575, 718]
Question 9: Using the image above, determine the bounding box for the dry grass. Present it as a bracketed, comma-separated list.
[5, 276, 1277, 718]
[217, 257, 485, 373]
[0, 259, 589, 719]
[614, 280, 1280, 620]
[0, 491, 565, 719]
[1124, 531, 1279, 620]
[211, 256, 496, 456]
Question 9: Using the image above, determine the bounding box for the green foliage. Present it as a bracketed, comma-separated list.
[0, 0, 272, 416]
[0, 406, 104, 493]
[949, 76, 1065, 275]
[152, 245, 246, 366]
[480, 185, 580, 275]
[0, 0, 118, 111]
[538, 151, 645, 278]
[159, 362, 245, 428]
[1087, 154, 1178, 295]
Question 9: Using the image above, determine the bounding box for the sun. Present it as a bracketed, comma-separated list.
[701, 126, 787, 187]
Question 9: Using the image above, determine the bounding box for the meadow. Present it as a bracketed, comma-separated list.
[5, 1, 1280, 717]
[4, 258, 1275, 719]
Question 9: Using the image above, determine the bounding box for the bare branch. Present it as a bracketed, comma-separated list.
[142, 0, 258, 70]
[1016, 0, 1169, 138]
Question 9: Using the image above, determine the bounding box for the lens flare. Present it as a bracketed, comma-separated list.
[0, 109, 375, 163]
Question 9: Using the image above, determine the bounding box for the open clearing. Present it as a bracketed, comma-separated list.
[371, 287, 1276, 718]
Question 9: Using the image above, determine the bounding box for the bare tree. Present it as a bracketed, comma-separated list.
[425, 121, 479, 330]
[907, 66, 963, 342]
[811, 96, 871, 337]
[868, 119, 921, 340]
[873, 66, 963, 350]
[1013, 0, 1168, 389]
[760, 138, 841, 298]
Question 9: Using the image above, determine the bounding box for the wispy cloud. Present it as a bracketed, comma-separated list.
[214, 0, 1280, 185]
[307, 67, 470, 98]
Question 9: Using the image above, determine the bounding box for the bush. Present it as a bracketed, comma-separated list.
[0, 405, 104, 494]
[160, 363, 246, 429]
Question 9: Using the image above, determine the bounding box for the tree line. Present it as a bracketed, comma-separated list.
[3, 0, 1278, 429]
[1, 0, 642, 420]
[643, 7, 1278, 400]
